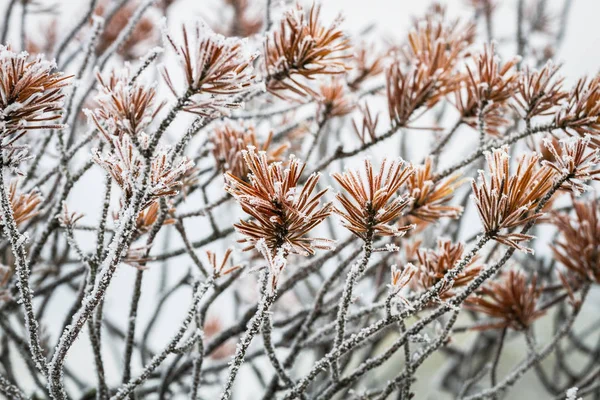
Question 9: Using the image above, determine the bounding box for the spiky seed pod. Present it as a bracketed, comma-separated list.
[551, 199, 600, 284]
[332, 159, 415, 240]
[210, 123, 288, 179]
[264, 3, 351, 99]
[413, 239, 482, 300]
[224, 147, 334, 256]
[470, 146, 556, 252]
[465, 269, 545, 331]
[163, 22, 258, 117]
[407, 157, 463, 223]
[0, 45, 71, 146]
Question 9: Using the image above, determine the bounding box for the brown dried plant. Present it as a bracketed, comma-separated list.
[210, 123, 288, 178]
[135, 200, 175, 234]
[413, 239, 483, 300]
[332, 159, 415, 241]
[224, 147, 333, 256]
[407, 157, 463, 223]
[555, 75, 600, 147]
[86, 68, 164, 139]
[163, 23, 258, 117]
[512, 61, 567, 120]
[471, 146, 555, 252]
[453, 43, 520, 136]
[206, 248, 242, 277]
[347, 42, 387, 90]
[352, 103, 379, 144]
[315, 78, 356, 118]
[465, 269, 545, 331]
[551, 199, 600, 283]
[0, 45, 71, 146]
[264, 3, 351, 99]
[0, 180, 42, 227]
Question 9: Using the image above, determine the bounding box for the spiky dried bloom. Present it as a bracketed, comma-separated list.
[471, 147, 555, 252]
[210, 123, 288, 178]
[264, 3, 351, 98]
[555, 75, 600, 148]
[224, 148, 334, 256]
[0, 46, 71, 146]
[94, 0, 160, 60]
[465, 270, 545, 330]
[542, 137, 600, 196]
[512, 62, 567, 120]
[86, 68, 163, 139]
[407, 157, 463, 222]
[453, 43, 520, 136]
[135, 200, 175, 234]
[352, 104, 379, 144]
[316, 79, 356, 118]
[413, 239, 483, 300]
[92, 135, 194, 209]
[551, 199, 600, 284]
[1, 180, 42, 227]
[206, 248, 242, 277]
[163, 23, 258, 117]
[332, 159, 415, 241]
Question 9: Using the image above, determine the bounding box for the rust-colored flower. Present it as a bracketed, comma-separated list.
[94, 0, 160, 60]
[224, 148, 333, 256]
[332, 159, 415, 241]
[1, 180, 43, 227]
[0, 46, 71, 146]
[551, 199, 600, 283]
[92, 135, 194, 209]
[407, 157, 463, 223]
[453, 44, 520, 136]
[315, 79, 356, 118]
[542, 137, 600, 196]
[264, 3, 351, 99]
[555, 75, 600, 148]
[86, 68, 163, 140]
[163, 23, 258, 117]
[413, 239, 482, 300]
[465, 270, 545, 331]
[470, 146, 555, 252]
[512, 61, 566, 120]
[210, 123, 288, 178]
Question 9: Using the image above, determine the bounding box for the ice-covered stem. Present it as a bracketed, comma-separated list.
[0, 151, 48, 376]
[0, 371, 27, 400]
[462, 285, 589, 400]
[262, 312, 295, 390]
[112, 279, 214, 400]
[47, 161, 152, 400]
[218, 270, 277, 400]
[331, 235, 374, 380]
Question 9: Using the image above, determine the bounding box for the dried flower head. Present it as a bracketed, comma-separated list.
[465, 270, 545, 331]
[542, 137, 600, 196]
[453, 44, 520, 136]
[210, 123, 288, 178]
[551, 199, 600, 283]
[206, 248, 242, 277]
[407, 157, 463, 222]
[93, 135, 194, 209]
[94, 0, 160, 60]
[512, 61, 567, 120]
[0, 46, 71, 146]
[413, 239, 482, 300]
[224, 148, 333, 256]
[555, 75, 600, 148]
[264, 3, 351, 98]
[471, 146, 555, 252]
[163, 22, 258, 117]
[87, 67, 164, 140]
[332, 159, 415, 241]
[1, 180, 42, 227]
[316, 79, 356, 118]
